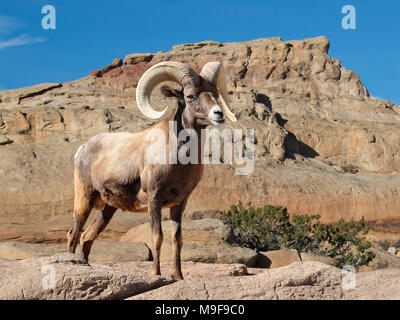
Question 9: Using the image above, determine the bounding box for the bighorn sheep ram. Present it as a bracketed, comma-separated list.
[67, 61, 237, 279]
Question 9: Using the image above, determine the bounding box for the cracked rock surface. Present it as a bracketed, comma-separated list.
[0, 253, 173, 300]
[1, 254, 399, 300]
[130, 261, 344, 300]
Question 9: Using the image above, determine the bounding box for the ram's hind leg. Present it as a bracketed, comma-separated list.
[67, 172, 93, 254]
[79, 204, 117, 262]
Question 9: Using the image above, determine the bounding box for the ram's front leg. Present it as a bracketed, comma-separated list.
[148, 195, 163, 276]
[169, 198, 188, 280]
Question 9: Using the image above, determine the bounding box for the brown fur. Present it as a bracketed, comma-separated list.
[67, 77, 225, 279]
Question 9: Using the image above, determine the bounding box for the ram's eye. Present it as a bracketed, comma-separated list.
[186, 95, 197, 101]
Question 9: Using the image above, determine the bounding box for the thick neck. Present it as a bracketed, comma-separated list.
[172, 102, 203, 136]
[171, 102, 204, 164]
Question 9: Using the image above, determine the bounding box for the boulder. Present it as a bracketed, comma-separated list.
[124, 53, 153, 65]
[120, 219, 258, 266]
[89, 58, 123, 77]
[111, 58, 123, 68]
[253, 249, 336, 269]
[0, 253, 173, 300]
[300, 252, 336, 266]
[256, 249, 301, 268]
[80, 240, 151, 262]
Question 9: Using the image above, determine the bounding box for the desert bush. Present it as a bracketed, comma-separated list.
[340, 162, 359, 174]
[220, 201, 375, 269]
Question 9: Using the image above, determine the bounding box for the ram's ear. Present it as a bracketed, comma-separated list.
[160, 85, 184, 99]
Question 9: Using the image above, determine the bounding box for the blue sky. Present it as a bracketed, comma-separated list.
[0, 0, 399, 104]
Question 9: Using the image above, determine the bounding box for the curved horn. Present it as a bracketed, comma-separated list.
[136, 61, 201, 119]
[200, 62, 237, 122]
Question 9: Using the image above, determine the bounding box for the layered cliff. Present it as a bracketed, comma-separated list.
[0, 36, 399, 241]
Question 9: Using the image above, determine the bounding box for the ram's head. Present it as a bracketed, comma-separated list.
[135, 61, 237, 127]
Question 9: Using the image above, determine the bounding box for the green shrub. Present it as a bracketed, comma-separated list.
[220, 201, 375, 269]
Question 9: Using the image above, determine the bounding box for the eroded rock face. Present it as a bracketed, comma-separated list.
[0, 36, 399, 241]
[256, 249, 301, 268]
[0, 253, 174, 300]
[1, 254, 399, 300]
[343, 268, 400, 300]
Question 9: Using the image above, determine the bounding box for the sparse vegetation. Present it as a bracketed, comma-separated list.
[220, 201, 375, 269]
[340, 162, 359, 174]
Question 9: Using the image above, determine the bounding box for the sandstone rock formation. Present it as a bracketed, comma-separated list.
[343, 268, 400, 300]
[130, 261, 341, 300]
[256, 249, 301, 268]
[251, 249, 336, 269]
[0, 36, 399, 243]
[131, 261, 400, 300]
[0, 253, 173, 300]
[1, 253, 399, 300]
[299, 252, 336, 266]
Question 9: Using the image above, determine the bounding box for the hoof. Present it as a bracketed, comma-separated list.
[151, 269, 161, 276]
[171, 273, 184, 280]
[80, 254, 89, 263]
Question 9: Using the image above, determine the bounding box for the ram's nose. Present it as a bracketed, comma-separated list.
[209, 106, 225, 124]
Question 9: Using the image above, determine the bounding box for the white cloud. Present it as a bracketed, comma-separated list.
[0, 15, 44, 50]
[0, 15, 23, 35]
[0, 33, 45, 50]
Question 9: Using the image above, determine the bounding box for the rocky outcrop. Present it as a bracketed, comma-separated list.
[299, 252, 336, 266]
[89, 58, 123, 77]
[256, 249, 301, 268]
[130, 261, 344, 300]
[255, 249, 336, 269]
[0, 36, 399, 242]
[120, 219, 259, 266]
[123, 53, 153, 66]
[343, 268, 400, 300]
[0, 253, 174, 300]
[1, 253, 399, 300]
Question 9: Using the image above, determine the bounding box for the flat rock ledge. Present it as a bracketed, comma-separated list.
[1, 254, 399, 300]
[0, 254, 247, 300]
[130, 261, 344, 300]
[0, 253, 173, 300]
